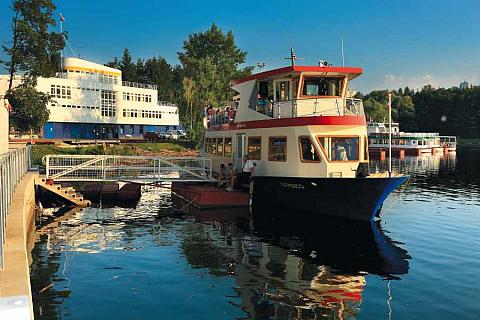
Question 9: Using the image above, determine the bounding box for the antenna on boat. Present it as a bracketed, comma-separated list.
[285, 47, 303, 66]
[341, 33, 345, 67]
[388, 93, 392, 178]
[256, 62, 266, 71]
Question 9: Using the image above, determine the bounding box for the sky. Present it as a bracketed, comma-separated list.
[1, 0, 480, 93]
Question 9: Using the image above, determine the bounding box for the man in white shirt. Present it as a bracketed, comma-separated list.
[238, 155, 254, 189]
[243, 155, 254, 173]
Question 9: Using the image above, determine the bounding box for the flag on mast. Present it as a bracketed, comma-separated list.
[60, 13, 65, 22]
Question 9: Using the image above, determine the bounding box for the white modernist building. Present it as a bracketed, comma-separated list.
[0, 57, 179, 139]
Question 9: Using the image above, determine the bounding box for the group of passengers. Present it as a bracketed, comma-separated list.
[205, 106, 236, 127]
[217, 155, 255, 192]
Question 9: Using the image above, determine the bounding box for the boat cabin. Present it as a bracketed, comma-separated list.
[203, 65, 370, 179]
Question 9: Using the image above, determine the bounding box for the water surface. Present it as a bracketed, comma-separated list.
[30, 149, 480, 319]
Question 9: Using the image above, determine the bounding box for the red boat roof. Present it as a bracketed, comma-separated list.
[232, 65, 363, 85]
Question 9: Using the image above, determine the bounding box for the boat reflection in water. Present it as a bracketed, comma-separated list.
[182, 204, 411, 319]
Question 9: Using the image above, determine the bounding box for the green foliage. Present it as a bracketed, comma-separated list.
[2, 0, 64, 133]
[177, 23, 253, 143]
[2, 0, 65, 80]
[361, 85, 480, 137]
[119, 48, 136, 82]
[178, 23, 253, 106]
[7, 79, 50, 132]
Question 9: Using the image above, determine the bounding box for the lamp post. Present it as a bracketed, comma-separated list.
[388, 93, 392, 177]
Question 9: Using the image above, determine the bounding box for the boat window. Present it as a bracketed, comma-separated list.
[301, 77, 343, 97]
[224, 138, 232, 157]
[269, 137, 287, 161]
[217, 137, 224, 156]
[248, 137, 262, 160]
[212, 138, 217, 155]
[298, 136, 320, 162]
[317, 136, 359, 161]
[254, 81, 274, 115]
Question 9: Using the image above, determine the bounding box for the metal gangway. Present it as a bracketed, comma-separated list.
[43, 155, 213, 183]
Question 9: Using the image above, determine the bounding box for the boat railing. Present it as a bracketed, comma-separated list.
[206, 108, 236, 127]
[251, 98, 364, 118]
[370, 132, 440, 138]
[440, 136, 457, 147]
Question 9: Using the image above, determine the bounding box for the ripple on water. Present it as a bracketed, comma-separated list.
[30, 151, 480, 319]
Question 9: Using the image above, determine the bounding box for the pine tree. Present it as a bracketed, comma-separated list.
[119, 48, 137, 82]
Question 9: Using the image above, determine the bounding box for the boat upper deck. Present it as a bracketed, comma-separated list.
[206, 65, 366, 129]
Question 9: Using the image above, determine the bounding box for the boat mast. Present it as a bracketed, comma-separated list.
[388, 93, 392, 177]
[341, 33, 345, 67]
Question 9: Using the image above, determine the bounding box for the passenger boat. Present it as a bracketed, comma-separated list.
[367, 121, 457, 154]
[202, 55, 409, 222]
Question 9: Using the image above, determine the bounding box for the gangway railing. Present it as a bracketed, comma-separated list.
[43, 155, 213, 183]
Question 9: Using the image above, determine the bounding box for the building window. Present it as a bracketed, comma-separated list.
[217, 138, 224, 156]
[224, 138, 232, 157]
[268, 137, 287, 161]
[299, 136, 320, 162]
[101, 90, 116, 117]
[248, 137, 262, 160]
[130, 125, 135, 134]
[317, 136, 359, 161]
[139, 126, 144, 134]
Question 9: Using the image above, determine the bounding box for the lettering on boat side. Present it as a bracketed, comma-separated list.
[279, 182, 305, 189]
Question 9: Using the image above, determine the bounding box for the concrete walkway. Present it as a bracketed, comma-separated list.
[0, 172, 38, 319]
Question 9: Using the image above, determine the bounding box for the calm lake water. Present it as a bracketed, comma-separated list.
[30, 149, 480, 319]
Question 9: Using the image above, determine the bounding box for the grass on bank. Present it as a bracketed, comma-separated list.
[32, 141, 193, 167]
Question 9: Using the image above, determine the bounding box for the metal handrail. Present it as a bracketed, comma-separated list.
[122, 80, 157, 90]
[43, 154, 213, 183]
[0, 146, 31, 269]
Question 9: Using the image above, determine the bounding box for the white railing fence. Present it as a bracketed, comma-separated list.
[0, 145, 32, 270]
[43, 155, 213, 183]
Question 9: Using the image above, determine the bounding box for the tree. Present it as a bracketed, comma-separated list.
[178, 23, 253, 142]
[2, 0, 65, 133]
[119, 48, 136, 82]
[182, 77, 196, 130]
[8, 79, 50, 132]
[2, 0, 65, 90]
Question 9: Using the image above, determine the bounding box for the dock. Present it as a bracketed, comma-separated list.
[171, 182, 249, 209]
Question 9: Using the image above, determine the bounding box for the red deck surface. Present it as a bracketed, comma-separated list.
[172, 182, 249, 209]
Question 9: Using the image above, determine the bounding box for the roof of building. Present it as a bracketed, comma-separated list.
[231, 65, 363, 85]
[63, 57, 121, 76]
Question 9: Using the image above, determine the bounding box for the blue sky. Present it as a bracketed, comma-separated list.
[1, 0, 479, 93]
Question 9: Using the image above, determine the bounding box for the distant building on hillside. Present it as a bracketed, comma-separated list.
[0, 57, 179, 139]
[459, 81, 469, 90]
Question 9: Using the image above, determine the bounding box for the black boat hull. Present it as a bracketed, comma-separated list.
[251, 175, 409, 222]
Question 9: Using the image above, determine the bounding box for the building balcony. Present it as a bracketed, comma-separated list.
[122, 81, 157, 90]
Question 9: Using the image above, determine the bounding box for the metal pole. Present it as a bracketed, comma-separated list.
[60, 16, 63, 78]
[388, 93, 392, 178]
[341, 33, 345, 67]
